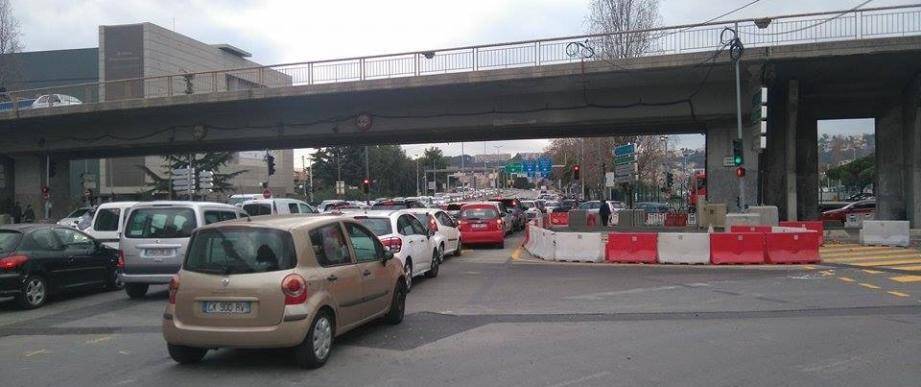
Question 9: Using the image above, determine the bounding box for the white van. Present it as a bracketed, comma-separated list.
[83, 201, 140, 249]
[241, 198, 318, 216]
[119, 201, 247, 299]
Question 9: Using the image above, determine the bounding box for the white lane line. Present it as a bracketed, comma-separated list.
[548, 371, 612, 387]
[565, 286, 681, 300]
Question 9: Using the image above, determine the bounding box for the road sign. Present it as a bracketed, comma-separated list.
[335, 181, 345, 195]
[723, 156, 735, 167]
[262, 188, 272, 199]
[614, 143, 636, 157]
[613, 143, 637, 184]
[504, 163, 522, 173]
[605, 172, 616, 187]
[614, 154, 635, 165]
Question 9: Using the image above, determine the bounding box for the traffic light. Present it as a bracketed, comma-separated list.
[266, 154, 276, 176]
[362, 178, 370, 194]
[572, 165, 581, 180]
[732, 139, 744, 166]
[736, 167, 746, 177]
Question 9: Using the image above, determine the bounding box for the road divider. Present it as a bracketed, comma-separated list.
[657, 232, 710, 264]
[606, 232, 658, 264]
[555, 232, 604, 262]
[709, 232, 766, 265]
[765, 231, 821, 264]
[859, 220, 910, 247]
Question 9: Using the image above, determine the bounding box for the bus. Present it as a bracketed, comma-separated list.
[688, 170, 706, 212]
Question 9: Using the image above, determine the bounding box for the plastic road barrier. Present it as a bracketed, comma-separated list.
[657, 233, 710, 264]
[606, 232, 658, 264]
[549, 212, 569, 228]
[646, 213, 666, 226]
[729, 225, 772, 233]
[554, 232, 604, 262]
[664, 213, 688, 227]
[538, 228, 557, 260]
[859, 220, 910, 247]
[524, 224, 540, 254]
[778, 221, 824, 246]
[764, 231, 820, 264]
[710, 232, 766, 264]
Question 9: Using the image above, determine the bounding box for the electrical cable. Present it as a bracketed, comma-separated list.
[740, 0, 874, 36]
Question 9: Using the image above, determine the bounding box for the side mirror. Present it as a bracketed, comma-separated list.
[382, 250, 394, 264]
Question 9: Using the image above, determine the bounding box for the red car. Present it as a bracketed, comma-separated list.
[821, 200, 875, 223]
[457, 203, 506, 248]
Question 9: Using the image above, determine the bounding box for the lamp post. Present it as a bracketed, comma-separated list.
[493, 145, 503, 189]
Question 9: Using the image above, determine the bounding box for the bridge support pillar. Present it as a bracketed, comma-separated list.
[11, 155, 73, 221]
[904, 76, 921, 228]
[876, 103, 907, 222]
[706, 120, 760, 213]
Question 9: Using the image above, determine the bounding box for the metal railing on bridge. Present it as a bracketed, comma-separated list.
[2, 4, 920, 112]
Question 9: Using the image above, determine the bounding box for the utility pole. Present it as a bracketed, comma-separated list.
[309, 154, 314, 203]
[733, 22, 746, 211]
[188, 153, 194, 201]
[364, 145, 370, 204]
[336, 148, 342, 198]
[579, 139, 585, 199]
[460, 142, 465, 190]
[416, 158, 421, 196]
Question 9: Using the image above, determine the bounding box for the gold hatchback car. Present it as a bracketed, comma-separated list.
[162, 215, 407, 368]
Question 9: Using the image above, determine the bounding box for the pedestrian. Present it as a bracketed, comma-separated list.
[22, 204, 35, 223]
[599, 200, 611, 227]
[11, 201, 21, 223]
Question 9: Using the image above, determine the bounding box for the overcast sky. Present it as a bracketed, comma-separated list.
[13, 0, 905, 161]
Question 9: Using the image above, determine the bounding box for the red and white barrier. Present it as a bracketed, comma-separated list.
[764, 231, 821, 264]
[657, 233, 710, 264]
[549, 212, 569, 228]
[709, 232, 766, 264]
[606, 232, 658, 264]
[778, 221, 824, 246]
[555, 232, 604, 262]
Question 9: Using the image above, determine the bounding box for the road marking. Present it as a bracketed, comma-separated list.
[511, 247, 523, 261]
[852, 258, 921, 267]
[824, 254, 921, 263]
[24, 349, 49, 357]
[549, 371, 612, 387]
[889, 275, 921, 283]
[862, 270, 883, 274]
[858, 283, 881, 289]
[887, 291, 910, 297]
[85, 336, 112, 344]
[888, 265, 921, 271]
[838, 277, 856, 282]
[802, 265, 816, 270]
[823, 251, 919, 260]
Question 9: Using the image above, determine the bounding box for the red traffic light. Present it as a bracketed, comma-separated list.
[363, 179, 370, 185]
[573, 165, 580, 171]
[41, 186, 49, 194]
[735, 167, 746, 177]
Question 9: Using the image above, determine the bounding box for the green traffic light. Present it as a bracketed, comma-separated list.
[733, 156, 743, 166]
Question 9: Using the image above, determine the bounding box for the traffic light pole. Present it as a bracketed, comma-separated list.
[188, 153, 194, 201]
[733, 22, 746, 212]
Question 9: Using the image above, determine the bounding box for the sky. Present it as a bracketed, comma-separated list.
[12, 0, 908, 161]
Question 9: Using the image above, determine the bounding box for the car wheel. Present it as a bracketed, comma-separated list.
[125, 283, 149, 299]
[167, 344, 207, 364]
[454, 243, 463, 257]
[403, 260, 413, 292]
[294, 310, 334, 369]
[385, 281, 406, 325]
[107, 269, 125, 290]
[425, 249, 440, 278]
[498, 240, 505, 249]
[16, 275, 47, 309]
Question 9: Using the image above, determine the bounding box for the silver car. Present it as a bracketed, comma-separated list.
[119, 201, 246, 299]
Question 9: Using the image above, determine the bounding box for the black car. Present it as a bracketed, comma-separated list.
[0, 224, 121, 309]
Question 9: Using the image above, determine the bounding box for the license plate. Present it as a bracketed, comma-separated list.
[472, 224, 487, 229]
[203, 301, 251, 314]
[145, 248, 174, 257]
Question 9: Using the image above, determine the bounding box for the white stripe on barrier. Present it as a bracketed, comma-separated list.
[657, 233, 709, 264]
[554, 232, 603, 262]
[859, 220, 910, 247]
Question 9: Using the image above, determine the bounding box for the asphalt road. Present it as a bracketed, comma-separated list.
[2, 231, 921, 386]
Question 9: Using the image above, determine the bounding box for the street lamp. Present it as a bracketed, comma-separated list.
[493, 145, 503, 189]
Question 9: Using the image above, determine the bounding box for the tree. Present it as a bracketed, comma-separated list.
[825, 156, 874, 191]
[587, 0, 661, 60]
[137, 153, 247, 197]
[0, 0, 23, 93]
[311, 145, 417, 200]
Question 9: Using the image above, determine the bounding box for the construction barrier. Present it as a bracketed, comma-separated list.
[764, 231, 820, 264]
[646, 213, 666, 226]
[606, 232, 658, 264]
[779, 221, 824, 246]
[725, 213, 761, 229]
[554, 232, 604, 263]
[549, 212, 569, 228]
[748, 206, 779, 226]
[859, 220, 910, 247]
[524, 224, 540, 253]
[729, 225, 773, 233]
[664, 213, 688, 227]
[587, 213, 598, 227]
[709, 232, 766, 264]
[657, 233, 710, 264]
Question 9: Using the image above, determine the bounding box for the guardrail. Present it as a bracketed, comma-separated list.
[3, 4, 920, 112]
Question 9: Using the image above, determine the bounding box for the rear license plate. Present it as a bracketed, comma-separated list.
[472, 224, 487, 229]
[145, 248, 174, 257]
[203, 301, 251, 314]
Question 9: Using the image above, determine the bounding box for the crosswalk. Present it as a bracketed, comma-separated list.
[821, 244, 921, 282]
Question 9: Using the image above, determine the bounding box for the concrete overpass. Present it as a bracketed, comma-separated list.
[1, 5, 920, 226]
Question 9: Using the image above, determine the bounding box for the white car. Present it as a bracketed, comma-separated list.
[31, 94, 82, 109]
[56, 207, 93, 228]
[407, 209, 462, 259]
[241, 198, 318, 216]
[349, 210, 438, 290]
[82, 201, 140, 249]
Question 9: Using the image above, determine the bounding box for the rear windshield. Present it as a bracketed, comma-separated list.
[66, 208, 90, 218]
[125, 207, 197, 239]
[93, 208, 121, 231]
[460, 207, 499, 219]
[243, 203, 272, 216]
[0, 231, 21, 253]
[355, 218, 392, 236]
[371, 202, 407, 210]
[446, 204, 463, 210]
[185, 227, 296, 274]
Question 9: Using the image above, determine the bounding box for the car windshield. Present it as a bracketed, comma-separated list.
[0, 230, 21, 253]
[355, 217, 393, 236]
[185, 227, 295, 275]
[66, 208, 90, 218]
[461, 207, 498, 219]
[242, 203, 272, 216]
[125, 207, 197, 239]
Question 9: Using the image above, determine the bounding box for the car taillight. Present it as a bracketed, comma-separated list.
[282, 273, 308, 305]
[0, 255, 28, 270]
[168, 275, 179, 304]
[381, 236, 403, 253]
[496, 219, 503, 226]
[429, 218, 439, 232]
[117, 250, 125, 269]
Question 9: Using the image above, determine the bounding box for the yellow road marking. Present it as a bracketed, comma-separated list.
[822, 250, 914, 259]
[858, 283, 881, 289]
[851, 258, 921, 267]
[838, 277, 856, 282]
[820, 246, 898, 253]
[885, 265, 921, 272]
[889, 275, 921, 283]
[887, 291, 910, 297]
[511, 247, 523, 261]
[24, 349, 48, 357]
[823, 253, 921, 263]
[862, 270, 883, 274]
[802, 265, 816, 270]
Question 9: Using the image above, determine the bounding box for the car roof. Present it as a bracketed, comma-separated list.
[241, 198, 304, 205]
[0, 223, 49, 232]
[462, 202, 500, 208]
[196, 214, 344, 232]
[129, 200, 238, 210]
[97, 201, 140, 209]
[347, 209, 410, 218]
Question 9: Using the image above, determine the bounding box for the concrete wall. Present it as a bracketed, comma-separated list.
[903, 76, 921, 227]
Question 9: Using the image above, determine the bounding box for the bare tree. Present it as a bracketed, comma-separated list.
[0, 0, 23, 94]
[587, 0, 661, 59]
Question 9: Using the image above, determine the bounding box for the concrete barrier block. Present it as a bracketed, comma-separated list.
[748, 206, 779, 226]
[725, 213, 761, 229]
[859, 220, 910, 247]
[537, 228, 557, 260]
[554, 232, 603, 262]
[699, 204, 727, 229]
[657, 233, 710, 264]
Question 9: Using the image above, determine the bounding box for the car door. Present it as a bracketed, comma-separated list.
[344, 223, 392, 317]
[21, 228, 72, 288]
[54, 227, 108, 287]
[436, 212, 460, 253]
[396, 215, 420, 274]
[308, 223, 365, 328]
[407, 216, 433, 270]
